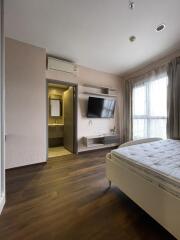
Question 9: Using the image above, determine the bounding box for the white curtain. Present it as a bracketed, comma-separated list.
[132, 67, 168, 140]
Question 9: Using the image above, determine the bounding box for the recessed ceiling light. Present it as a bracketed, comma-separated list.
[129, 0, 135, 10]
[129, 36, 136, 42]
[156, 24, 166, 32]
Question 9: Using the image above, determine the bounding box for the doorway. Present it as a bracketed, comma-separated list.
[47, 80, 77, 158]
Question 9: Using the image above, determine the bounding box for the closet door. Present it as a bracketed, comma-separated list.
[63, 87, 74, 153]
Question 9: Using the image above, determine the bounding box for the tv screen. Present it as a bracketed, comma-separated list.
[87, 96, 116, 118]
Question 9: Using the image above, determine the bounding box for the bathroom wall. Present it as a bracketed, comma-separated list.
[48, 86, 64, 125]
[48, 86, 68, 148]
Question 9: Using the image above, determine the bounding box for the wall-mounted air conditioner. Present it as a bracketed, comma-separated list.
[47, 57, 78, 75]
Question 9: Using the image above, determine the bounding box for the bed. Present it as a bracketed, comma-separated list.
[106, 138, 180, 239]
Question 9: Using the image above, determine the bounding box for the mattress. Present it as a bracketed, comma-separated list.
[111, 139, 180, 197]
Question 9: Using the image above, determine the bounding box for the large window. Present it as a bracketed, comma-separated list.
[133, 75, 168, 139]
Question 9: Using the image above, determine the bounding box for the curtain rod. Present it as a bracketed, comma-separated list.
[123, 51, 180, 81]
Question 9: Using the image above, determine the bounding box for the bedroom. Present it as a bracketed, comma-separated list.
[0, 0, 180, 239]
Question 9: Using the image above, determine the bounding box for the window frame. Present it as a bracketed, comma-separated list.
[132, 78, 168, 139]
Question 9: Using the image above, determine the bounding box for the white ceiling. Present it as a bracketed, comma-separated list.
[4, 0, 180, 75]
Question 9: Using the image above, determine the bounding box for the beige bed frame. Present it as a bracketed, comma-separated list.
[106, 138, 180, 239]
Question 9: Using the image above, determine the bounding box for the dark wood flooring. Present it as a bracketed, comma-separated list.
[0, 150, 176, 240]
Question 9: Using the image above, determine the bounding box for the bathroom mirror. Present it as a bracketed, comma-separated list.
[50, 99, 61, 117]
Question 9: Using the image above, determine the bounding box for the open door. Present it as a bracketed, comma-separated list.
[63, 87, 74, 153]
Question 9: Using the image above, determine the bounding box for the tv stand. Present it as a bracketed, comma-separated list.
[79, 134, 120, 152]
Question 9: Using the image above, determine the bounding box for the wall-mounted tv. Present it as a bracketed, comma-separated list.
[87, 96, 116, 118]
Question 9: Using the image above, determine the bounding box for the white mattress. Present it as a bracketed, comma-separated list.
[111, 139, 180, 197]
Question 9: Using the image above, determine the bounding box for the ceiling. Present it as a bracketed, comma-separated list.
[4, 0, 180, 75]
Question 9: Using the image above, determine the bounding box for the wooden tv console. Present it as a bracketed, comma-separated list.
[79, 134, 120, 152]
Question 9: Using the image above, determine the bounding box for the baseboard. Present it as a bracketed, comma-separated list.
[0, 193, 5, 214]
[6, 161, 47, 171]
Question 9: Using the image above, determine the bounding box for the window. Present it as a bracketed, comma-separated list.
[132, 75, 168, 140]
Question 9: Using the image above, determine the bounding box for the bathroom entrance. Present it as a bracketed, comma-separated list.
[47, 80, 77, 158]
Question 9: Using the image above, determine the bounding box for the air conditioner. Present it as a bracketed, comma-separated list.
[47, 57, 78, 75]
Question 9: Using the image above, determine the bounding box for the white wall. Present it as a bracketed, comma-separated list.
[5, 38, 46, 169]
[0, 0, 5, 213]
[6, 38, 124, 169]
[77, 86, 120, 150]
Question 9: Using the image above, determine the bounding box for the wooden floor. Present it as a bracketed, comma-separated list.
[0, 150, 176, 240]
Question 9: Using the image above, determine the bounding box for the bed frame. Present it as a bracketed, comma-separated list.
[106, 139, 180, 239]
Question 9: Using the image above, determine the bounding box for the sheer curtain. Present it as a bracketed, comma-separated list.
[132, 68, 168, 140]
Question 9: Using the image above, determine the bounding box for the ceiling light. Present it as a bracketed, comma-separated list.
[128, 1, 136, 42]
[129, 0, 135, 10]
[129, 36, 136, 42]
[156, 24, 166, 32]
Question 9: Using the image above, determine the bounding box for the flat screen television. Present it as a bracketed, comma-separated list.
[87, 96, 116, 118]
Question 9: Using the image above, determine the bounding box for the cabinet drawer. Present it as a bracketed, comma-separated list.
[48, 126, 64, 138]
[104, 135, 120, 145]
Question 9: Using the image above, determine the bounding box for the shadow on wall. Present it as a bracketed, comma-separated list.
[79, 95, 88, 118]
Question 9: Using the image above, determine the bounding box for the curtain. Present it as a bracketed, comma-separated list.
[167, 57, 180, 139]
[125, 66, 168, 141]
[124, 80, 133, 141]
